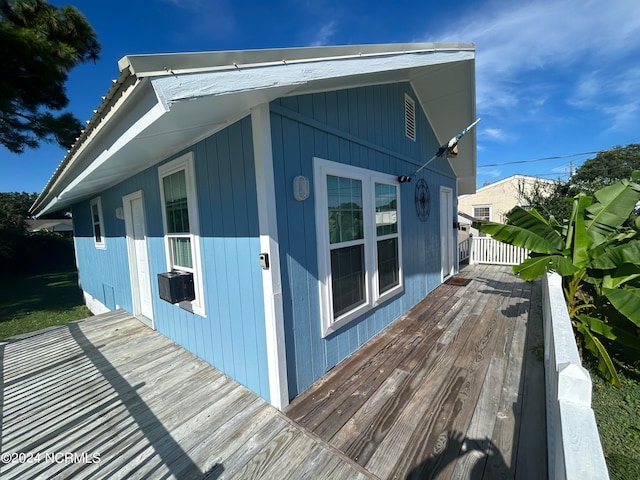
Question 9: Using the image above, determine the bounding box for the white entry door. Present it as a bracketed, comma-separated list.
[440, 186, 455, 281]
[123, 191, 154, 327]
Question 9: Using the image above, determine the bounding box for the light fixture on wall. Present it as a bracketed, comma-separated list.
[115, 207, 124, 220]
[293, 175, 310, 201]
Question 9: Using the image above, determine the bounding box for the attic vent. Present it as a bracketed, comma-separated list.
[405, 94, 416, 141]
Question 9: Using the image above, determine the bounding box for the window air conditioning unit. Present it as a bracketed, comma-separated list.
[158, 271, 195, 304]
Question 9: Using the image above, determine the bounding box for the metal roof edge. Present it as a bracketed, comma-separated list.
[31, 67, 138, 215]
[121, 42, 475, 78]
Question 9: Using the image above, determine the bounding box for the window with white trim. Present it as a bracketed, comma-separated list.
[473, 205, 491, 222]
[315, 157, 403, 337]
[90, 197, 105, 249]
[159, 152, 206, 316]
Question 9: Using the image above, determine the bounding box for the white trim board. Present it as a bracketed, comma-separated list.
[251, 104, 289, 410]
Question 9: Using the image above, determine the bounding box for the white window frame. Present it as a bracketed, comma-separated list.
[90, 197, 106, 249]
[158, 152, 206, 316]
[473, 204, 492, 222]
[314, 157, 403, 337]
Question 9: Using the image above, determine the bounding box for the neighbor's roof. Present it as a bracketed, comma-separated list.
[31, 43, 476, 216]
[458, 174, 556, 198]
[25, 218, 73, 232]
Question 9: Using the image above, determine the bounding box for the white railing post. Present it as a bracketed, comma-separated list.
[542, 272, 609, 480]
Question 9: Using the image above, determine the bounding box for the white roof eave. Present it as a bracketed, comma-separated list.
[34, 44, 476, 215]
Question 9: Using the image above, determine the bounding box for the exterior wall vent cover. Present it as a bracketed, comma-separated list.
[405, 94, 416, 141]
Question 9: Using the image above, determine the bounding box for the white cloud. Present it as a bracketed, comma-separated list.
[310, 20, 337, 46]
[424, 0, 640, 130]
[480, 169, 503, 178]
[481, 128, 508, 143]
[569, 66, 640, 132]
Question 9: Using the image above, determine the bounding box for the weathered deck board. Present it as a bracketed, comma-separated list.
[1, 264, 545, 479]
[0, 312, 373, 480]
[286, 264, 547, 480]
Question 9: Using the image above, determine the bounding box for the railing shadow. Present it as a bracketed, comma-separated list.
[0, 317, 224, 479]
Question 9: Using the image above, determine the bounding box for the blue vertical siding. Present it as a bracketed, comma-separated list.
[72, 117, 270, 401]
[271, 82, 457, 398]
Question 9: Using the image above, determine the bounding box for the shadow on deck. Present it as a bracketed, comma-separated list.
[0, 264, 545, 479]
[0, 312, 370, 479]
[285, 264, 547, 479]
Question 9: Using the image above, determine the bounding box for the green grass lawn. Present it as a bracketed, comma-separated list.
[588, 357, 640, 480]
[0, 267, 91, 340]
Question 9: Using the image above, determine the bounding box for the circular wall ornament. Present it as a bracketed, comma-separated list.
[414, 178, 430, 222]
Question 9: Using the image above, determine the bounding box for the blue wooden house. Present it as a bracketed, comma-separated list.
[32, 43, 477, 409]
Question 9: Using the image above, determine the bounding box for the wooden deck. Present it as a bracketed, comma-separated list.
[0, 264, 545, 479]
[0, 311, 372, 479]
[286, 264, 547, 479]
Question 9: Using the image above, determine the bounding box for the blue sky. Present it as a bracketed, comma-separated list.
[2, 0, 640, 194]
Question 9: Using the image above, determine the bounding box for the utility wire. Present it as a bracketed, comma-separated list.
[478, 151, 599, 168]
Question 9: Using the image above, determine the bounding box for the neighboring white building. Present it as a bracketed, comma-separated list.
[458, 174, 556, 223]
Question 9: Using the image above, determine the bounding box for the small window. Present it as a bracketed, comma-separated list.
[159, 152, 205, 316]
[405, 94, 416, 141]
[90, 197, 105, 249]
[473, 205, 491, 222]
[315, 158, 403, 337]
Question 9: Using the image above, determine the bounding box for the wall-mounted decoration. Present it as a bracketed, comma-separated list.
[415, 178, 430, 222]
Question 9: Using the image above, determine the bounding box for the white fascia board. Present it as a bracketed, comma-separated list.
[150, 51, 474, 107]
[57, 100, 167, 202]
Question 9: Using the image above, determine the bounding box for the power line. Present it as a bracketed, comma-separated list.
[478, 151, 599, 168]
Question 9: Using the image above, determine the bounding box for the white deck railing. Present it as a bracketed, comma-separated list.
[458, 236, 471, 263]
[469, 236, 530, 266]
[542, 272, 609, 480]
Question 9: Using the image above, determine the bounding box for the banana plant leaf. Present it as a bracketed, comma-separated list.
[590, 239, 640, 269]
[475, 207, 564, 254]
[603, 287, 640, 328]
[578, 314, 640, 352]
[571, 194, 593, 268]
[585, 181, 640, 246]
[513, 254, 578, 280]
[602, 270, 640, 289]
[576, 320, 621, 387]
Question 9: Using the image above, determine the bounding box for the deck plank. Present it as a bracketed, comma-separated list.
[0, 311, 369, 480]
[1, 266, 546, 479]
[286, 265, 547, 480]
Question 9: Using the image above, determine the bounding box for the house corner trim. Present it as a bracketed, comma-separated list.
[251, 103, 289, 409]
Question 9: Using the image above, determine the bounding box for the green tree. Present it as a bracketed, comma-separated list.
[0, 191, 37, 230]
[0, 0, 100, 153]
[475, 175, 640, 385]
[521, 144, 640, 221]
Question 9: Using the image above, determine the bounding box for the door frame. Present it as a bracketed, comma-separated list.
[440, 186, 455, 281]
[123, 190, 154, 328]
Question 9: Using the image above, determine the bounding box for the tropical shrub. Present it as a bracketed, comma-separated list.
[474, 174, 640, 385]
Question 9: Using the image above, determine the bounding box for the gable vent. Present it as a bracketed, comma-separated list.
[405, 94, 416, 141]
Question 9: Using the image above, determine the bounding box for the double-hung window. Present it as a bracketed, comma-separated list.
[158, 152, 205, 315]
[315, 157, 403, 337]
[90, 197, 105, 249]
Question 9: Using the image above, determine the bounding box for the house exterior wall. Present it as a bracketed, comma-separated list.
[458, 175, 552, 223]
[72, 117, 271, 400]
[270, 82, 457, 397]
